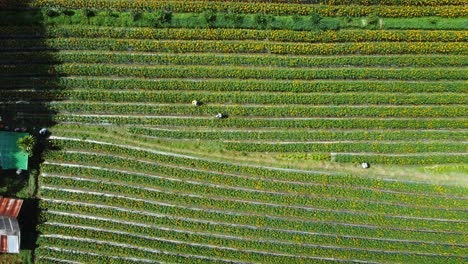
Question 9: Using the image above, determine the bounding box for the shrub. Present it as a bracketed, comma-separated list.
[202, 9, 217, 28]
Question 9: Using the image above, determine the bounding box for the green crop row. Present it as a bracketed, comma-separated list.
[37, 226, 372, 264]
[38, 186, 467, 239]
[42, 151, 467, 208]
[47, 102, 468, 118]
[5, 26, 468, 43]
[39, 200, 468, 245]
[129, 127, 468, 142]
[64, 90, 468, 105]
[36, 237, 218, 264]
[35, 247, 146, 264]
[42, 153, 468, 210]
[135, 0, 468, 6]
[40, 168, 467, 219]
[3, 38, 467, 56]
[40, 211, 468, 257]
[52, 114, 468, 130]
[333, 153, 468, 165]
[37, 222, 467, 263]
[5, 1, 467, 17]
[4, 63, 468, 81]
[223, 141, 468, 154]
[4, 77, 465, 93]
[3, 50, 468, 68]
[4, 89, 466, 105]
[47, 138, 468, 196]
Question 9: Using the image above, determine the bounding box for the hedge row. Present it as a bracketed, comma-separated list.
[3, 51, 468, 68]
[39, 200, 468, 245]
[223, 142, 467, 154]
[47, 102, 468, 118]
[41, 160, 463, 209]
[4, 77, 465, 93]
[5, 1, 467, 17]
[3, 38, 467, 55]
[48, 138, 468, 196]
[53, 115, 468, 130]
[333, 153, 468, 165]
[3, 64, 467, 81]
[5, 26, 468, 43]
[128, 127, 468, 141]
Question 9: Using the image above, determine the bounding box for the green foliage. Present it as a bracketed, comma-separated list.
[17, 135, 36, 157]
[253, 14, 275, 29]
[202, 9, 217, 28]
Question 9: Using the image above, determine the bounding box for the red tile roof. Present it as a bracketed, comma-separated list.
[0, 197, 22, 218]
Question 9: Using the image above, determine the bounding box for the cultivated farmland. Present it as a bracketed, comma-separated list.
[0, 0, 467, 263]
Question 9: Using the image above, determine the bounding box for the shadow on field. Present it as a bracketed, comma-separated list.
[0, 0, 65, 258]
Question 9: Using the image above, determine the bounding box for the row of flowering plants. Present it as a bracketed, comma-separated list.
[41, 152, 467, 208]
[37, 216, 467, 263]
[40, 171, 465, 222]
[223, 141, 467, 154]
[3, 38, 467, 55]
[61, 90, 468, 105]
[333, 153, 468, 165]
[53, 114, 468, 130]
[40, 211, 467, 257]
[4, 26, 464, 43]
[38, 180, 466, 237]
[2, 51, 466, 68]
[4, 77, 466, 93]
[47, 138, 468, 198]
[4, 63, 467, 80]
[128, 127, 468, 142]
[115, 0, 467, 6]
[4, 1, 467, 17]
[39, 199, 468, 247]
[47, 102, 468, 118]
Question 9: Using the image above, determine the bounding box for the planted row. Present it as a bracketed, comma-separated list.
[129, 127, 468, 142]
[36, 237, 218, 264]
[47, 138, 468, 197]
[6, 1, 467, 17]
[4, 77, 465, 93]
[333, 153, 468, 165]
[51, 113, 468, 130]
[40, 169, 467, 219]
[41, 211, 468, 256]
[41, 156, 466, 209]
[39, 200, 468, 245]
[223, 141, 468, 154]
[38, 187, 467, 237]
[3, 51, 467, 68]
[4, 64, 467, 81]
[47, 102, 468, 118]
[5, 26, 468, 43]
[131, 0, 468, 6]
[37, 223, 467, 263]
[3, 38, 467, 56]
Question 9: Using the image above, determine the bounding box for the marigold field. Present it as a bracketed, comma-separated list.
[0, 0, 467, 263]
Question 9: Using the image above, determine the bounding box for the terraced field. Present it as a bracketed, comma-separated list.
[0, 0, 467, 263]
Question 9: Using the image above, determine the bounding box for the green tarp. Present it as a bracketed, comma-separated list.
[0, 132, 28, 170]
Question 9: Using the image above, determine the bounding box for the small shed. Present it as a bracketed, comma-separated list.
[0, 131, 29, 170]
[0, 197, 22, 254]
